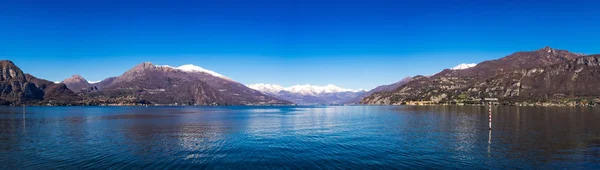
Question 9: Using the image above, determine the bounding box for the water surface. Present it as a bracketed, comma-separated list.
[0, 106, 598, 169]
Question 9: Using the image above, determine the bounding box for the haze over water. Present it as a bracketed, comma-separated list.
[0, 106, 598, 169]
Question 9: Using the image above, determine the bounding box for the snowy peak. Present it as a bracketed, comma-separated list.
[450, 63, 477, 70]
[157, 64, 232, 80]
[248, 83, 364, 96]
[287, 84, 356, 95]
[175, 64, 229, 79]
[247, 84, 285, 94]
[248, 83, 366, 105]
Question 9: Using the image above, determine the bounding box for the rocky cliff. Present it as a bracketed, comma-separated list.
[0, 60, 77, 105]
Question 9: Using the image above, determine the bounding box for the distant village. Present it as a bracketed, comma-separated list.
[399, 97, 599, 107]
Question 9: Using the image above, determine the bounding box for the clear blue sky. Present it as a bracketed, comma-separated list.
[1, 0, 599, 90]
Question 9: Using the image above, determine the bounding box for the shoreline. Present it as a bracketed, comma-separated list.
[4, 104, 598, 107]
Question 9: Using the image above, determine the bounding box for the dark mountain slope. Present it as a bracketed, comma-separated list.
[0, 60, 77, 105]
[85, 62, 290, 105]
[361, 47, 593, 105]
[62, 75, 91, 93]
[347, 76, 411, 104]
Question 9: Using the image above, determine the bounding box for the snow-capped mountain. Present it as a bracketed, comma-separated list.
[158, 64, 232, 80]
[450, 63, 477, 70]
[248, 84, 366, 105]
[248, 84, 363, 95]
[248, 84, 286, 94]
[59, 62, 291, 105]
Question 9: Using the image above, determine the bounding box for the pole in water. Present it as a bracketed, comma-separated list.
[488, 102, 492, 130]
[487, 102, 492, 156]
[487, 127, 492, 156]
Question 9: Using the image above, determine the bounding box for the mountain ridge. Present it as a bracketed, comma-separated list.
[3, 46, 599, 106]
[248, 84, 365, 105]
[347, 76, 412, 104]
[0, 60, 78, 105]
[361, 47, 599, 106]
[79, 62, 291, 106]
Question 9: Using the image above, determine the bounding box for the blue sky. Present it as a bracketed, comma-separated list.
[1, 0, 599, 90]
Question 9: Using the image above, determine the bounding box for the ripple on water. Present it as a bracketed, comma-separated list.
[0, 106, 598, 169]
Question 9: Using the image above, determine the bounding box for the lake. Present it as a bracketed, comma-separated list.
[0, 106, 598, 169]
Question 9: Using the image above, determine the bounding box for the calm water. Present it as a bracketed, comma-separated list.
[0, 106, 598, 169]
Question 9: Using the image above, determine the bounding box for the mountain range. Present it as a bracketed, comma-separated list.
[247, 77, 416, 105]
[247, 84, 365, 105]
[0, 61, 291, 106]
[2, 46, 599, 106]
[75, 62, 291, 106]
[361, 46, 599, 106]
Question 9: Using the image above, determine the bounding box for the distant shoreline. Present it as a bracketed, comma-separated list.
[5, 104, 597, 107]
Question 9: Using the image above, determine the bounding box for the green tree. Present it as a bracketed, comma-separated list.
[457, 93, 468, 100]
